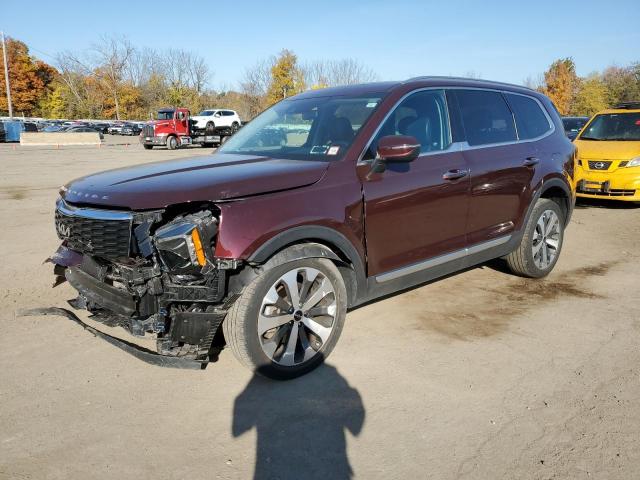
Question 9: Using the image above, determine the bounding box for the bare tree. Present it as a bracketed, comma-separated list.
[240, 57, 274, 118]
[90, 35, 134, 119]
[55, 51, 95, 117]
[161, 49, 210, 92]
[304, 59, 378, 87]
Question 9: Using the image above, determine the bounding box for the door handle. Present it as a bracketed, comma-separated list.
[442, 169, 469, 180]
[524, 156, 539, 167]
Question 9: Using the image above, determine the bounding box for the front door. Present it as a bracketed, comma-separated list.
[359, 89, 470, 277]
[175, 110, 189, 136]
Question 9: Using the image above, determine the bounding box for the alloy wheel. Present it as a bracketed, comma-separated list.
[532, 209, 561, 269]
[258, 267, 337, 366]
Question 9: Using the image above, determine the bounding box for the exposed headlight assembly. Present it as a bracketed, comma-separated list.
[154, 212, 217, 273]
[626, 157, 640, 167]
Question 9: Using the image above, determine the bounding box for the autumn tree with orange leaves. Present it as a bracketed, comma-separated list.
[540, 58, 579, 116]
[0, 37, 57, 116]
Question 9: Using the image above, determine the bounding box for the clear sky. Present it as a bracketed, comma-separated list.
[3, 0, 639, 89]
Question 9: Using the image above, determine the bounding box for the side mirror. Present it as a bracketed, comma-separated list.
[376, 135, 420, 162]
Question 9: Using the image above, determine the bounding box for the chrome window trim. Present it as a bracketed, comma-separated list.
[374, 235, 511, 283]
[56, 199, 133, 222]
[358, 86, 556, 165]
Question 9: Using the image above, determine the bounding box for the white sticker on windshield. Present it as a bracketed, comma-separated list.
[327, 146, 340, 155]
[366, 102, 378, 108]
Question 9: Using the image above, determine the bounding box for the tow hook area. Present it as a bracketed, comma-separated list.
[17, 307, 211, 370]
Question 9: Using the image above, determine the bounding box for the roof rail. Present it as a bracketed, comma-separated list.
[612, 101, 640, 109]
[403, 75, 535, 91]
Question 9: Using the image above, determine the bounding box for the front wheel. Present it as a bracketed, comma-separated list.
[166, 135, 178, 150]
[231, 121, 240, 133]
[143, 144, 153, 150]
[505, 198, 565, 278]
[223, 258, 347, 380]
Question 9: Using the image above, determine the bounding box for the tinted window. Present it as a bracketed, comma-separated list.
[562, 117, 588, 132]
[366, 89, 451, 158]
[455, 90, 516, 146]
[505, 93, 551, 140]
[579, 113, 640, 141]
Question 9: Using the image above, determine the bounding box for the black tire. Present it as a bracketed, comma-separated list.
[166, 135, 178, 150]
[505, 198, 565, 278]
[202, 143, 213, 148]
[222, 257, 347, 380]
[143, 144, 153, 150]
[231, 121, 240, 133]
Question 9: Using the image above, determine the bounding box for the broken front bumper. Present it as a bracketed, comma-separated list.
[49, 243, 233, 363]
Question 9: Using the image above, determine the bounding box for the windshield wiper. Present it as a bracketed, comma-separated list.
[578, 136, 604, 141]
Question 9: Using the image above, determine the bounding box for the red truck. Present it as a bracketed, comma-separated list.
[140, 107, 231, 150]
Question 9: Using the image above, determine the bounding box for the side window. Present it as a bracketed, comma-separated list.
[505, 93, 551, 140]
[366, 89, 451, 159]
[455, 90, 517, 146]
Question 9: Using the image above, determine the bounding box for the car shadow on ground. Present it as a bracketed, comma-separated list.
[575, 197, 639, 209]
[232, 363, 365, 480]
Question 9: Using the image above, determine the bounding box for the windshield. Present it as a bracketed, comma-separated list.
[563, 118, 588, 132]
[218, 94, 383, 160]
[198, 110, 215, 116]
[579, 112, 640, 141]
[157, 110, 175, 120]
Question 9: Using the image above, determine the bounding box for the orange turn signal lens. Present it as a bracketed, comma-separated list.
[191, 228, 206, 266]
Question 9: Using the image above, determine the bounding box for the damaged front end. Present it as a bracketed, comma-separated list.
[49, 198, 240, 364]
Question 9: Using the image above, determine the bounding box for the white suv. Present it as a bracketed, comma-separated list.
[191, 109, 241, 133]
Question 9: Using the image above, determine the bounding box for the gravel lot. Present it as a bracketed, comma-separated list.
[1, 137, 639, 479]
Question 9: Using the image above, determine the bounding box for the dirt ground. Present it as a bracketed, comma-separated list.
[1, 137, 639, 479]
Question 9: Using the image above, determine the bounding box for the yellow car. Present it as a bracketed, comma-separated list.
[574, 102, 640, 202]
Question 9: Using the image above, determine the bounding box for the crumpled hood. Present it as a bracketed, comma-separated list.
[62, 153, 329, 209]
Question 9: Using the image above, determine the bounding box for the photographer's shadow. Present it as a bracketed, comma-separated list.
[233, 364, 365, 480]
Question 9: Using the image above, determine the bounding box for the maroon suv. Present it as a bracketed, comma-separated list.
[51, 77, 576, 379]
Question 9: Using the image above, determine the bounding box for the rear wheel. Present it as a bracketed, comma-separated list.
[166, 135, 178, 150]
[505, 198, 564, 278]
[223, 257, 347, 380]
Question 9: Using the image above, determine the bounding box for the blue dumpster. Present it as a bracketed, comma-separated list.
[4, 121, 23, 142]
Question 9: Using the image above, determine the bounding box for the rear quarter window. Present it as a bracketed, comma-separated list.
[505, 93, 551, 140]
[454, 89, 517, 146]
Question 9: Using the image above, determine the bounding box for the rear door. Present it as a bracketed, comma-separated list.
[449, 89, 539, 245]
[359, 89, 470, 277]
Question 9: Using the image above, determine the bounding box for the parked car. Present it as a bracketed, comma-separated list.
[562, 116, 589, 141]
[574, 102, 640, 202]
[23, 122, 38, 132]
[121, 123, 142, 136]
[190, 109, 242, 134]
[108, 123, 124, 135]
[0, 122, 5, 142]
[91, 123, 110, 134]
[50, 77, 575, 379]
[65, 126, 104, 140]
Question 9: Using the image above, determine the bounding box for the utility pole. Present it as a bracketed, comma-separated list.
[1, 31, 13, 119]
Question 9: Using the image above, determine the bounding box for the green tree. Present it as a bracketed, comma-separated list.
[39, 81, 69, 118]
[602, 65, 640, 106]
[571, 74, 608, 116]
[266, 49, 305, 106]
[541, 58, 579, 115]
